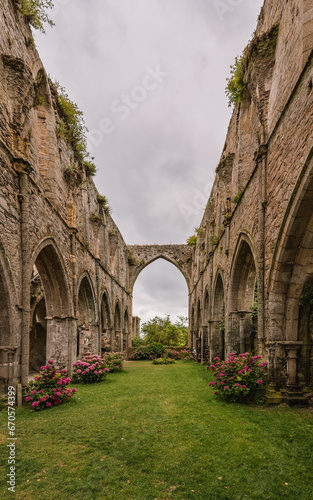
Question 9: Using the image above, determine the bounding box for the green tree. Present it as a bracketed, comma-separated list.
[141, 316, 188, 347]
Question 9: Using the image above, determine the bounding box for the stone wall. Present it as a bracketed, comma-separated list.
[190, 0, 313, 402]
[0, 0, 132, 389]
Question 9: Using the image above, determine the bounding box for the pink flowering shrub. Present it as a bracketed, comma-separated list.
[209, 353, 267, 402]
[102, 352, 125, 372]
[166, 349, 193, 360]
[25, 360, 76, 411]
[73, 353, 109, 383]
[134, 343, 165, 360]
[182, 350, 195, 362]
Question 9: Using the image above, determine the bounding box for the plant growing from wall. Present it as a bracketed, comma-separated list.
[90, 213, 104, 224]
[97, 194, 111, 214]
[233, 191, 243, 204]
[16, 0, 55, 33]
[299, 283, 313, 308]
[186, 235, 197, 247]
[225, 55, 246, 107]
[127, 249, 136, 266]
[51, 81, 89, 163]
[210, 235, 218, 247]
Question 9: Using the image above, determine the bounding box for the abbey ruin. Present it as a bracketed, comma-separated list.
[0, 0, 313, 405]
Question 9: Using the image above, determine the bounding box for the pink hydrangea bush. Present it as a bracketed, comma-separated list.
[166, 349, 192, 360]
[73, 353, 109, 383]
[25, 360, 77, 411]
[182, 350, 195, 362]
[102, 352, 125, 372]
[209, 353, 267, 402]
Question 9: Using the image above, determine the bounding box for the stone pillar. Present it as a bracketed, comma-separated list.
[286, 346, 299, 386]
[15, 161, 31, 387]
[239, 313, 245, 354]
[109, 328, 114, 352]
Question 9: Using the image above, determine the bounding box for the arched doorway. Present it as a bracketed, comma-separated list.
[132, 258, 189, 347]
[101, 290, 112, 355]
[77, 275, 97, 356]
[114, 302, 122, 352]
[268, 159, 313, 389]
[123, 309, 129, 351]
[212, 273, 225, 361]
[229, 236, 257, 354]
[30, 239, 72, 370]
[0, 248, 16, 389]
[203, 289, 210, 362]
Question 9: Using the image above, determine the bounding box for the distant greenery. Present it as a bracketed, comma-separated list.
[17, 0, 54, 33]
[140, 315, 188, 347]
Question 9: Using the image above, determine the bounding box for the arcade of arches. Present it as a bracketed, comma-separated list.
[0, 0, 313, 405]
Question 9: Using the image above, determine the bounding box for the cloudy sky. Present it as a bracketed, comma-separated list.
[34, 0, 264, 326]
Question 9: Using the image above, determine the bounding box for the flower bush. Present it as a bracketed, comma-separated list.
[134, 343, 165, 360]
[25, 360, 76, 411]
[103, 352, 125, 373]
[182, 350, 195, 362]
[73, 353, 109, 383]
[209, 353, 267, 402]
[165, 349, 194, 360]
[153, 357, 175, 365]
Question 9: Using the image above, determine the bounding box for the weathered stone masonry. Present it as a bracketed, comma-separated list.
[189, 0, 313, 403]
[1, 0, 313, 405]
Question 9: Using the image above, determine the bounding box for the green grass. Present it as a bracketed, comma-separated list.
[1, 361, 313, 499]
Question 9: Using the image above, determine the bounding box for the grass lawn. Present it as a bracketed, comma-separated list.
[1, 361, 313, 499]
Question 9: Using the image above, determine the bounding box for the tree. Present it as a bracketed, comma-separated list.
[141, 316, 188, 347]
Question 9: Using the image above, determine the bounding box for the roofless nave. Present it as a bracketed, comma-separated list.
[0, 0, 313, 405]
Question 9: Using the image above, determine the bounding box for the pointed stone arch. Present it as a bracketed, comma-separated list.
[229, 234, 257, 355]
[128, 245, 192, 294]
[212, 272, 226, 361]
[0, 242, 17, 389]
[77, 272, 97, 356]
[123, 308, 130, 351]
[30, 238, 74, 369]
[100, 289, 112, 354]
[268, 151, 313, 386]
[114, 301, 122, 352]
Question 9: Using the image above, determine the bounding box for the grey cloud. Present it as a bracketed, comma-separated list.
[35, 0, 264, 325]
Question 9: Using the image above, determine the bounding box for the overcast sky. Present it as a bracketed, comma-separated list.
[34, 0, 264, 326]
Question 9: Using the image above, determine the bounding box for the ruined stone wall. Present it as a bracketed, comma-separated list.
[190, 0, 313, 399]
[0, 0, 132, 388]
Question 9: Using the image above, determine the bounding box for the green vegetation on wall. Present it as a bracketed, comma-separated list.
[16, 0, 54, 33]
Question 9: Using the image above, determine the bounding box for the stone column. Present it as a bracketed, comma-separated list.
[16, 161, 31, 387]
[239, 312, 246, 354]
[286, 346, 299, 386]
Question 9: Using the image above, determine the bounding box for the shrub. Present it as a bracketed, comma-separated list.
[25, 360, 76, 410]
[225, 55, 246, 107]
[153, 357, 175, 365]
[134, 343, 165, 360]
[73, 353, 109, 383]
[182, 350, 195, 362]
[103, 352, 125, 373]
[17, 0, 54, 34]
[51, 80, 89, 163]
[166, 349, 193, 360]
[209, 353, 267, 403]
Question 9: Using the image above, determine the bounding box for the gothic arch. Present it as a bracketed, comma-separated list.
[132, 255, 190, 292]
[268, 152, 313, 386]
[31, 238, 72, 318]
[114, 301, 122, 352]
[100, 289, 112, 354]
[77, 272, 97, 355]
[212, 272, 225, 360]
[228, 234, 257, 354]
[30, 238, 73, 367]
[0, 242, 17, 387]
